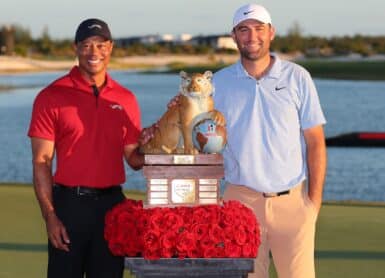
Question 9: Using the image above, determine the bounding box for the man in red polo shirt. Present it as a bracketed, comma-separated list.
[28, 18, 143, 278]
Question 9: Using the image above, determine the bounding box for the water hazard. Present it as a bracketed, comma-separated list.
[1, 70, 385, 201]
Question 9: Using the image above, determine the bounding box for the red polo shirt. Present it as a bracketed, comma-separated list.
[28, 66, 141, 187]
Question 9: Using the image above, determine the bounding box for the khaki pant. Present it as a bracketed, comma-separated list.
[223, 182, 318, 278]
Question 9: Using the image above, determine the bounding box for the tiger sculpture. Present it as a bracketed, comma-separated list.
[140, 70, 225, 154]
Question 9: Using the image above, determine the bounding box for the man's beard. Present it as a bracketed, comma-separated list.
[238, 45, 269, 62]
[239, 49, 260, 61]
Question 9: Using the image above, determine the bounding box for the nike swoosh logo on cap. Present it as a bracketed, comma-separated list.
[243, 10, 254, 15]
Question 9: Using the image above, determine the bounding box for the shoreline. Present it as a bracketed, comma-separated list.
[2, 54, 385, 79]
[0, 54, 240, 74]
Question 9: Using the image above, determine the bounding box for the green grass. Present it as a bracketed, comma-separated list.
[153, 60, 385, 81]
[0, 184, 384, 278]
[297, 60, 385, 80]
[313, 203, 385, 277]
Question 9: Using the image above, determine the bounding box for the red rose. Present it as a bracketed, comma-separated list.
[148, 210, 164, 231]
[160, 230, 177, 250]
[176, 231, 196, 253]
[163, 211, 184, 231]
[192, 207, 208, 223]
[161, 248, 174, 258]
[242, 242, 258, 258]
[224, 241, 242, 258]
[208, 224, 224, 243]
[191, 223, 209, 240]
[223, 226, 236, 241]
[221, 206, 237, 226]
[199, 234, 214, 250]
[203, 246, 217, 258]
[204, 205, 221, 223]
[175, 206, 192, 224]
[234, 225, 247, 245]
[143, 230, 159, 252]
[143, 249, 161, 260]
[104, 199, 261, 259]
[187, 248, 201, 258]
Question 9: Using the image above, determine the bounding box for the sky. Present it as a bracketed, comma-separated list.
[2, 0, 384, 40]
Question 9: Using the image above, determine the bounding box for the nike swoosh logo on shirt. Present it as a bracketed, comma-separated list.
[275, 86, 286, 91]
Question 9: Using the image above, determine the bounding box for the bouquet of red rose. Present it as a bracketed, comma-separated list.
[104, 199, 260, 260]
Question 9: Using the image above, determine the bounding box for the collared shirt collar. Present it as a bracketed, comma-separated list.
[69, 66, 113, 94]
[235, 52, 282, 80]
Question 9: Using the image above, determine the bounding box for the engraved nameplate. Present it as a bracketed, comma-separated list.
[173, 155, 195, 164]
[150, 192, 168, 198]
[199, 192, 218, 198]
[199, 179, 217, 185]
[199, 185, 218, 192]
[171, 179, 196, 203]
[150, 179, 168, 185]
[150, 185, 168, 191]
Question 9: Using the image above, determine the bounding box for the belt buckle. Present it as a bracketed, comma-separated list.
[263, 190, 290, 198]
[263, 192, 279, 198]
[76, 187, 86, 196]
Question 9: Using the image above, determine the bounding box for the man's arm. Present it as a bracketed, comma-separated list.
[303, 125, 327, 214]
[31, 137, 70, 251]
[124, 143, 144, 170]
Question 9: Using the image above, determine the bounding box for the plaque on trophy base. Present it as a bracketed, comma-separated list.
[143, 154, 224, 207]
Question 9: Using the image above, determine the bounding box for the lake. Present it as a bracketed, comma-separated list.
[0, 70, 384, 202]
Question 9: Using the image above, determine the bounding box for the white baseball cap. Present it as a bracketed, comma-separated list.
[232, 3, 272, 28]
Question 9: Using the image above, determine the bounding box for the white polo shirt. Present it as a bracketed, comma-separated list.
[213, 54, 326, 193]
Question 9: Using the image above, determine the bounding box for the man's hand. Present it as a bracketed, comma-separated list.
[167, 93, 181, 109]
[31, 137, 71, 250]
[46, 212, 70, 252]
[139, 122, 158, 146]
[304, 125, 327, 216]
[208, 110, 226, 126]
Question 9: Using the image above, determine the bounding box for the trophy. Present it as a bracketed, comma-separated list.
[121, 71, 255, 277]
[140, 71, 227, 207]
[144, 154, 224, 206]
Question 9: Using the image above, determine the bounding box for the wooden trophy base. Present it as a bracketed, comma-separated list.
[143, 154, 224, 207]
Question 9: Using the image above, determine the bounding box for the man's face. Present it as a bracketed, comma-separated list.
[232, 19, 275, 62]
[74, 36, 113, 79]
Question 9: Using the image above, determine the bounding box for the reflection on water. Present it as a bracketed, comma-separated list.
[1, 71, 385, 201]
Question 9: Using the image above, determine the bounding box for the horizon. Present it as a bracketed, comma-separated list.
[2, 0, 384, 40]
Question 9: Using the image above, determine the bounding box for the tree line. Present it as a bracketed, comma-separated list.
[1, 24, 385, 58]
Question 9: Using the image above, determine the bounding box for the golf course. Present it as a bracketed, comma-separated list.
[0, 183, 384, 277]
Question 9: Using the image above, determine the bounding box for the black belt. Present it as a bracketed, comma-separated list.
[55, 184, 121, 197]
[262, 190, 290, 198]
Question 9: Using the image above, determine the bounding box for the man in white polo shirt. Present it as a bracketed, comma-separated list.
[213, 3, 327, 278]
